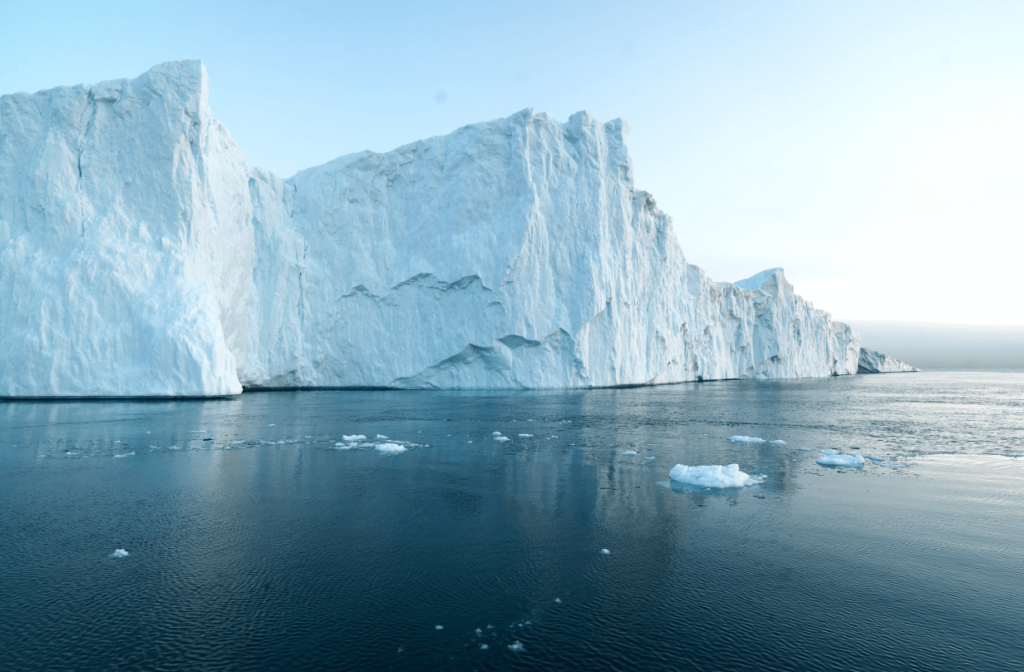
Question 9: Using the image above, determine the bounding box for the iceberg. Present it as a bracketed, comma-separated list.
[858, 348, 919, 374]
[669, 463, 765, 488]
[728, 436, 767, 444]
[0, 61, 908, 398]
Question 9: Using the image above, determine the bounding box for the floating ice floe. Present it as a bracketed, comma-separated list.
[113, 452, 135, 458]
[435, 625, 443, 630]
[508, 641, 525, 652]
[816, 454, 865, 467]
[600, 548, 611, 555]
[492, 431, 502, 436]
[555, 598, 562, 603]
[494, 436, 511, 442]
[728, 436, 766, 444]
[111, 549, 129, 558]
[518, 434, 533, 438]
[231, 440, 244, 445]
[769, 440, 787, 446]
[621, 450, 638, 455]
[867, 455, 885, 462]
[475, 628, 482, 635]
[799, 447, 812, 451]
[343, 435, 367, 442]
[375, 443, 407, 453]
[669, 463, 765, 488]
[880, 463, 909, 468]
[269, 424, 275, 427]
[645, 456, 656, 460]
[376, 434, 388, 440]
[818, 449, 839, 455]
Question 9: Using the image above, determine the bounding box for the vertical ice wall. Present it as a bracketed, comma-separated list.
[0, 61, 861, 397]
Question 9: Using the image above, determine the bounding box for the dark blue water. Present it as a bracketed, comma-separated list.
[2, 372, 1022, 670]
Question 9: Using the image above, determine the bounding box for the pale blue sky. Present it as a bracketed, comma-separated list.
[3, 0, 1022, 324]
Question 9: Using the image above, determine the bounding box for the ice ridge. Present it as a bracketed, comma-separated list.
[0, 61, 904, 397]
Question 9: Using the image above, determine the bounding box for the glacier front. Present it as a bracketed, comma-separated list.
[1, 61, 880, 398]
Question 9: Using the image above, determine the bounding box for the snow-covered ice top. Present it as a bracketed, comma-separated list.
[0, 60, 900, 397]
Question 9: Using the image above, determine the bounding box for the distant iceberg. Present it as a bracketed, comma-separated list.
[0, 61, 913, 398]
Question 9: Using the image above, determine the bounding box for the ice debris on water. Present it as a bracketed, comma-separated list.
[769, 440, 787, 446]
[495, 436, 511, 442]
[113, 452, 135, 458]
[621, 450, 638, 455]
[669, 463, 765, 488]
[819, 449, 839, 455]
[508, 641, 525, 652]
[376, 434, 388, 440]
[728, 436, 766, 444]
[867, 455, 885, 462]
[555, 598, 562, 603]
[480, 644, 489, 650]
[475, 628, 482, 636]
[435, 625, 443, 630]
[645, 456, 656, 460]
[269, 424, 275, 427]
[816, 455, 865, 467]
[519, 434, 533, 438]
[492, 431, 502, 436]
[111, 549, 129, 558]
[343, 435, 367, 442]
[375, 443, 406, 453]
[880, 463, 909, 468]
[799, 447, 812, 451]
[600, 548, 611, 555]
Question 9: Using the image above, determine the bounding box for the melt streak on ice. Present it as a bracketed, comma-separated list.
[1, 61, 880, 397]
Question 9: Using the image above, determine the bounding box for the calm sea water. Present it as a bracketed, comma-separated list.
[2, 372, 1022, 671]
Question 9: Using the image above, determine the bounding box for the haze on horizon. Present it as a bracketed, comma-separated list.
[2, 0, 1021, 327]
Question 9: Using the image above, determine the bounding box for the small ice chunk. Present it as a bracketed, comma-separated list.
[645, 456, 656, 460]
[376, 434, 389, 439]
[769, 440, 787, 446]
[480, 644, 489, 650]
[494, 436, 511, 442]
[818, 449, 839, 455]
[518, 434, 533, 438]
[492, 431, 502, 436]
[343, 435, 367, 442]
[508, 641, 524, 652]
[669, 463, 765, 488]
[475, 628, 482, 635]
[600, 548, 611, 555]
[435, 625, 443, 630]
[269, 424, 275, 427]
[111, 549, 129, 558]
[867, 455, 885, 462]
[880, 463, 909, 468]
[305, 435, 313, 438]
[799, 447, 812, 451]
[467, 440, 473, 444]
[231, 440, 244, 445]
[335, 442, 345, 446]
[375, 443, 407, 453]
[728, 436, 766, 444]
[113, 452, 135, 458]
[816, 454, 865, 467]
[555, 598, 562, 603]
[621, 450, 638, 455]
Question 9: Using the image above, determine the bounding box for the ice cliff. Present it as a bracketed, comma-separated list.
[1, 61, 878, 397]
